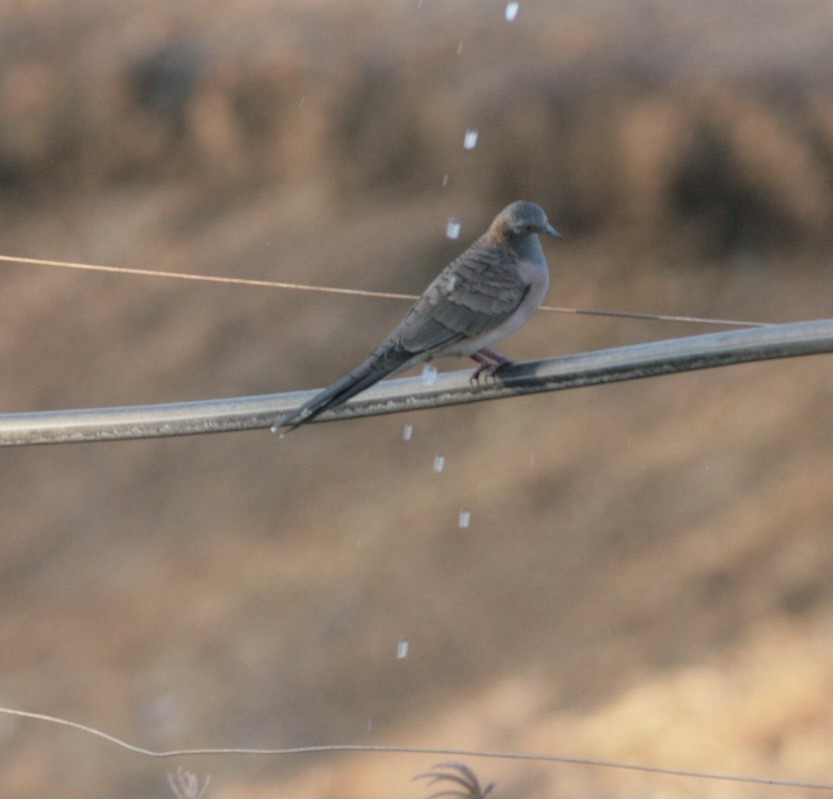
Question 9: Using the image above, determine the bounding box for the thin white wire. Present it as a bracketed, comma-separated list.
[0, 706, 831, 791]
[0, 253, 766, 327]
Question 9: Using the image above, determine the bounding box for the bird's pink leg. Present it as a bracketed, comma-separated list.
[470, 349, 515, 381]
[479, 348, 515, 366]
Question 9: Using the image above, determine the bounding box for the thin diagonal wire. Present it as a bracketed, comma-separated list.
[0, 253, 415, 300]
[0, 706, 830, 791]
[0, 253, 766, 327]
[0, 318, 831, 446]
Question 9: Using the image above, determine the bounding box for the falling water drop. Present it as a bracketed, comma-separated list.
[403, 424, 414, 441]
[505, 1, 519, 21]
[397, 639, 410, 659]
[442, 173, 450, 187]
[458, 509, 471, 528]
[457, 42, 464, 55]
[433, 455, 446, 473]
[421, 364, 438, 385]
[463, 128, 479, 150]
[446, 217, 461, 239]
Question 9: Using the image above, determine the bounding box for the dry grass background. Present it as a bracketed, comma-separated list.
[2, 1, 833, 797]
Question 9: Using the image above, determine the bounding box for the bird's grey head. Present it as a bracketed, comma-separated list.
[493, 201, 562, 242]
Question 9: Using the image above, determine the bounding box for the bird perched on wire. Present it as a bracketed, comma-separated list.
[277, 200, 561, 432]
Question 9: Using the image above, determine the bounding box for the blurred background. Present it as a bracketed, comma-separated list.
[2, 1, 833, 796]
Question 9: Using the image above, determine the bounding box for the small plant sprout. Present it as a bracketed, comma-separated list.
[167, 767, 211, 799]
[414, 762, 496, 799]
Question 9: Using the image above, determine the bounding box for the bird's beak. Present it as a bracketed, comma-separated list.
[545, 222, 562, 239]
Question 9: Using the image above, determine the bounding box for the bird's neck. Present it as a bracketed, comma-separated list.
[485, 215, 513, 247]
[510, 232, 545, 265]
[485, 222, 546, 266]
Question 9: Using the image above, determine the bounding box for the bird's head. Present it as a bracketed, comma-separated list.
[498, 200, 561, 240]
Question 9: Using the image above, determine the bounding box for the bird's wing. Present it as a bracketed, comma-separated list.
[279, 238, 531, 432]
[392, 239, 530, 356]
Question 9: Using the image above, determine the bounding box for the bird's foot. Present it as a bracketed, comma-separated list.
[469, 349, 515, 382]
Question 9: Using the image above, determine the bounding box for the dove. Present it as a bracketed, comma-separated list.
[278, 200, 560, 432]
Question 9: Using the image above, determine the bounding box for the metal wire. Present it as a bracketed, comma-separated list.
[1, 318, 832, 446]
[0, 252, 766, 327]
[1, 705, 832, 791]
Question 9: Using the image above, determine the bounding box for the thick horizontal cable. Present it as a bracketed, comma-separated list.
[1, 318, 832, 446]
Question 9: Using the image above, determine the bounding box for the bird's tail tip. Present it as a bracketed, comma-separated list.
[271, 420, 299, 437]
[271, 407, 311, 435]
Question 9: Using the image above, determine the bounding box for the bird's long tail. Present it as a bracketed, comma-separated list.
[278, 346, 412, 432]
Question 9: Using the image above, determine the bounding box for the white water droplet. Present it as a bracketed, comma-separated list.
[446, 274, 457, 291]
[433, 455, 445, 473]
[403, 424, 413, 441]
[397, 639, 410, 659]
[442, 173, 450, 187]
[458, 509, 471, 528]
[505, 1, 519, 21]
[446, 217, 461, 239]
[463, 128, 479, 150]
[421, 364, 438, 385]
[457, 42, 464, 55]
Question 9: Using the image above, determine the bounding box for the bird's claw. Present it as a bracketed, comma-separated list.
[470, 349, 514, 383]
[470, 363, 502, 383]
